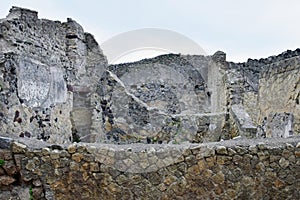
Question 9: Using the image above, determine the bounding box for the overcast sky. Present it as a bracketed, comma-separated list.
[1, 0, 300, 63]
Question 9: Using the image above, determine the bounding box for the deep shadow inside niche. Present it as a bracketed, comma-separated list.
[12, 172, 22, 186]
[71, 128, 81, 143]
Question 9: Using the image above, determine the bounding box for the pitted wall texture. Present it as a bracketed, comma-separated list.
[1, 7, 299, 145]
[0, 7, 107, 143]
[0, 6, 300, 200]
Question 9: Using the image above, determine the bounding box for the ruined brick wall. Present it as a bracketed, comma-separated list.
[0, 136, 299, 199]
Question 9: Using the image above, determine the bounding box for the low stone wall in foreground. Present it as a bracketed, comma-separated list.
[0, 136, 300, 199]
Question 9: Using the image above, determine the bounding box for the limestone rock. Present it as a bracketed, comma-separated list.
[0, 6, 107, 144]
[12, 142, 27, 153]
[2, 6, 299, 144]
[0, 175, 15, 185]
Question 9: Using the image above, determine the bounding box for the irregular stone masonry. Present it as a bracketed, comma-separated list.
[225, 50, 300, 139]
[1, 7, 300, 144]
[0, 7, 107, 144]
[258, 56, 300, 136]
[0, 136, 300, 199]
[99, 53, 227, 144]
[0, 6, 300, 199]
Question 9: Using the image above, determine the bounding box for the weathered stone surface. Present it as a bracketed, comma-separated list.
[71, 153, 83, 163]
[12, 142, 27, 153]
[0, 175, 15, 185]
[2, 160, 17, 176]
[1, 6, 300, 145]
[258, 57, 300, 136]
[17, 58, 67, 107]
[230, 104, 257, 138]
[0, 5, 300, 200]
[279, 157, 289, 168]
[216, 146, 228, 155]
[0, 6, 107, 143]
[0, 137, 12, 149]
[0, 136, 300, 199]
[96, 51, 227, 144]
[67, 144, 77, 154]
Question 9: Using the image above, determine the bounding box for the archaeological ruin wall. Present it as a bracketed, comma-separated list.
[0, 6, 300, 199]
[1, 136, 300, 199]
[0, 7, 107, 144]
[0, 7, 230, 145]
[1, 7, 299, 145]
[98, 52, 227, 144]
[225, 50, 300, 140]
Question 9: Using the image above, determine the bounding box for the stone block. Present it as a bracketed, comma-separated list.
[230, 104, 257, 138]
[12, 142, 27, 153]
[2, 160, 17, 176]
[0, 175, 16, 185]
[0, 137, 12, 149]
[266, 113, 294, 138]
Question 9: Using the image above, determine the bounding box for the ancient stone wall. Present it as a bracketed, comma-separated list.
[97, 52, 227, 144]
[225, 49, 300, 139]
[0, 7, 107, 143]
[1, 6, 300, 145]
[258, 54, 300, 137]
[1, 6, 300, 200]
[0, 7, 230, 145]
[0, 136, 299, 199]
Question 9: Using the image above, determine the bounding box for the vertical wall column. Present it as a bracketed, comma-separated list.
[207, 51, 227, 113]
[70, 86, 93, 142]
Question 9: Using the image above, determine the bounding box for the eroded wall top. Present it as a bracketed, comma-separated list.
[0, 6, 299, 145]
[0, 7, 107, 143]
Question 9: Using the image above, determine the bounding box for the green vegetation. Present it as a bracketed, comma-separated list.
[172, 140, 179, 144]
[29, 186, 33, 200]
[0, 159, 5, 167]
